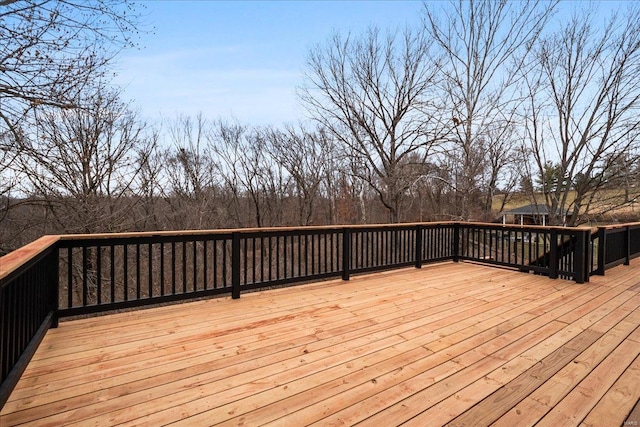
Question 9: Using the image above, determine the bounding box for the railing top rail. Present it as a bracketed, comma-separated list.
[0, 235, 59, 282]
[53, 222, 462, 242]
[596, 222, 640, 231]
[460, 222, 591, 232]
[53, 220, 591, 243]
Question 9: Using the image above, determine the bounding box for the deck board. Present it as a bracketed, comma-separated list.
[2, 260, 640, 426]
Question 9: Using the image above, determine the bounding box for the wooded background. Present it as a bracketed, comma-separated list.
[2, 0, 640, 254]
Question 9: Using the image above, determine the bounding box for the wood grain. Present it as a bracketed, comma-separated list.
[0, 235, 58, 279]
[1, 260, 639, 426]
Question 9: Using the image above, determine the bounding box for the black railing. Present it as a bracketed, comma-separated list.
[592, 223, 640, 275]
[0, 239, 58, 409]
[57, 232, 236, 317]
[54, 223, 592, 318]
[0, 221, 615, 409]
[458, 223, 590, 282]
[54, 225, 460, 317]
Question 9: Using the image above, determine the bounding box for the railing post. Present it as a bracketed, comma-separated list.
[415, 224, 423, 269]
[51, 247, 60, 328]
[231, 232, 241, 299]
[625, 226, 631, 266]
[549, 229, 558, 279]
[342, 228, 351, 281]
[573, 229, 589, 284]
[453, 223, 460, 262]
[584, 228, 592, 282]
[596, 227, 606, 275]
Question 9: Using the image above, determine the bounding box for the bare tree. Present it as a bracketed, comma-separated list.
[264, 125, 335, 225]
[211, 120, 288, 228]
[162, 114, 221, 230]
[15, 86, 154, 234]
[320, 145, 352, 225]
[0, 130, 19, 221]
[0, 1, 143, 244]
[520, 5, 640, 225]
[0, 0, 141, 138]
[424, 0, 557, 220]
[300, 26, 448, 223]
[132, 135, 165, 231]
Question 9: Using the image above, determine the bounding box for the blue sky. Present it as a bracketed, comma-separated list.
[114, 1, 628, 126]
[114, 1, 424, 125]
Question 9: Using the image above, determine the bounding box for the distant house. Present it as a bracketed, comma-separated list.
[500, 203, 572, 226]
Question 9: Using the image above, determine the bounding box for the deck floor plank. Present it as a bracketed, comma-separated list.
[492, 313, 640, 427]
[1, 260, 639, 427]
[535, 338, 639, 427]
[580, 354, 640, 427]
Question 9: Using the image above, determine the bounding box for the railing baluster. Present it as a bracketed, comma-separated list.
[261, 237, 265, 283]
[404, 229, 408, 263]
[67, 248, 72, 309]
[171, 242, 176, 295]
[365, 231, 370, 268]
[160, 242, 165, 296]
[149, 243, 153, 298]
[82, 247, 88, 307]
[244, 237, 256, 284]
[222, 239, 227, 288]
[96, 246, 102, 305]
[342, 228, 351, 281]
[277, 235, 281, 280]
[135, 244, 141, 300]
[311, 233, 315, 275]
[330, 232, 335, 272]
[123, 245, 129, 301]
[110, 245, 115, 303]
[193, 240, 198, 291]
[305, 234, 309, 276]
[298, 234, 302, 276]
[268, 236, 273, 281]
[181, 241, 187, 294]
[283, 235, 288, 279]
[203, 240, 208, 290]
[549, 229, 558, 279]
[323, 233, 328, 273]
[415, 225, 423, 268]
[232, 232, 240, 299]
[213, 239, 218, 289]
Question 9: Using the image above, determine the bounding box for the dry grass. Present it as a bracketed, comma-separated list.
[493, 190, 640, 223]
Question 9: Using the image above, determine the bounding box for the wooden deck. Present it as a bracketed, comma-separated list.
[2, 261, 639, 426]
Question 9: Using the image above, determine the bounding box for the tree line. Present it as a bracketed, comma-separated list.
[2, 0, 640, 254]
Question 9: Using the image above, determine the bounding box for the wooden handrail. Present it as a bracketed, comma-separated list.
[0, 235, 59, 282]
[47, 220, 586, 241]
[595, 222, 640, 230]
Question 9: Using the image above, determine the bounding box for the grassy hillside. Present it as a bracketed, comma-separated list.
[492, 190, 640, 223]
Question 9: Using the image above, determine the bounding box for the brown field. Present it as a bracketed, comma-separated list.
[493, 190, 640, 224]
